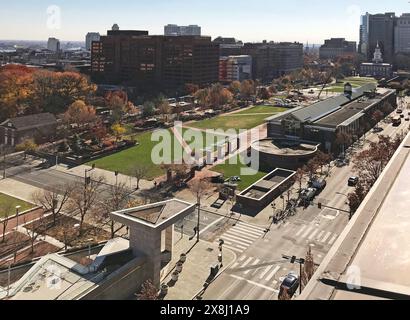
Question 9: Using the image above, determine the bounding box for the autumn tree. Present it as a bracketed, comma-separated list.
[301, 247, 316, 288]
[259, 87, 271, 100]
[372, 110, 384, 128]
[157, 96, 172, 122]
[208, 84, 233, 109]
[31, 184, 73, 227]
[136, 280, 159, 300]
[240, 80, 256, 100]
[15, 139, 38, 155]
[106, 92, 128, 122]
[278, 288, 292, 301]
[143, 101, 155, 118]
[228, 81, 241, 96]
[314, 151, 332, 175]
[194, 88, 210, 108]
[0, 64, 34, 121]
[294, 168, 306, 194]
[334, 131, 353, 155]
[111, 123, 127, 141]
[64, 100, 97, 128]
[67, 175, 105, 235]
[185, 83, 199, 95]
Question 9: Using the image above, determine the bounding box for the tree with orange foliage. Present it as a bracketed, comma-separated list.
[64, 100, 97, 128]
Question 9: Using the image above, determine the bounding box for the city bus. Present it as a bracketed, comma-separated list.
[392, 116, 402, 127]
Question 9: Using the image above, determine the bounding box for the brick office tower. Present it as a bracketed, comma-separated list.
[91, 28, 219, 94]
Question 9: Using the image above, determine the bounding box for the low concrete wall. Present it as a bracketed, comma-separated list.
[80, 255, 148, 300]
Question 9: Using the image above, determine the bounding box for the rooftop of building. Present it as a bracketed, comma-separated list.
[110, 199, 196, 230]
[300, 132, 410, 300]
[251, 138, 319, 157]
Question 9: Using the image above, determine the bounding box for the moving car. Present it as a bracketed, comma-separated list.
[397, 109, 403, 114]
[348, 176, 359, 187]
[308, 178, 327, 194]
[373, 127, 384, 133]
[280, 272, 300, 297]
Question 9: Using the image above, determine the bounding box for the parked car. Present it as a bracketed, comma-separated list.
[348, 176, 359, 187]
[280, 272, 300, 297]
[299, 188, 317, 206]
[230, 176, 241, 182]
[308, 178, 327, 194]
[397, 109, 403, 114]
[406, 118, 410, 122]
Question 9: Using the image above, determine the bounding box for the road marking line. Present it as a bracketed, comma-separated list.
[321, 232, 332, 243]
[295, 225, 307, 237]
[230, 262, 240, 269]
[229, 274, 278, 293]
[244, 259, 260, 275]
[265, 266, 281, 281]
[316, 230, 325, 241]
[224, 245, 244, 253]
[235, 244, 248, 250]
[239, 255, 247, 262]
[237, 222, 266, 232]
[308, 229, 320, 240]
[259, 265, 273, 279]
[240, 257, 253, 269]
[301, 226, 314, 238]
[222, 234, 254, 245]
[228, 228, 261, 239]
[199, 216, 225, 236]
[231, 226, 263, 237]
[328, 234, 338, 245]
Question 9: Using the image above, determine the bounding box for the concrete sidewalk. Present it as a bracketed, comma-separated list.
[162, 235, 236, 300]
[54, 163, 161, 190]
[0, 179, 44, 203]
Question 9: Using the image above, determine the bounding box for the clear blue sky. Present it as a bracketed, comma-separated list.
[1, 0, 409, 43]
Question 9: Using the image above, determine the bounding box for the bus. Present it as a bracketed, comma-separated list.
[392, 116, 402, 127]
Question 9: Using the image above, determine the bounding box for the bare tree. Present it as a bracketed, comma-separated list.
[132, 163, 149, 190]
[0, 200, 14, 242]
[98, 181, 131, 238]
[23, 213, 44, 254]
[188, 179, 213, 242]
[31, 184, 73, 227]
[67, 175, 105, 235]
[294, 168, 306, 194]
[136, 280, 159, 300]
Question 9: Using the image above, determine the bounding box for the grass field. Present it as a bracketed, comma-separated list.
[181, 127, 228, 152]
[325, 77, 377, 93]
[212, 154, 269, 191]
[88, 130, 186, 180]
[187, 106, 286, 132]
[0, 194, 34, 218]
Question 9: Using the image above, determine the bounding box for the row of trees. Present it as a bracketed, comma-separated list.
[0, 65, 97, 121]
[348, 133, 407, 214]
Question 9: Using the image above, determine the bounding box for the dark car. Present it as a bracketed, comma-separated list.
[348, 176, 359, 187]
[280, 273, 300, 297]
[373, 127, 384, 133]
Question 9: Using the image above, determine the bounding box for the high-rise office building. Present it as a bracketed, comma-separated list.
[91, 29, 219, 93]
[319, 38, 357, 60]
[359, 13, 370, 55]
[47, 37, 60, 52]
[219, 55, 252, 83]
[241, 42, 303, 82]
[164, 24, 201, 36]
[395, 14, 410, 54]
[85, 32, 100, 51]
[367, 12, 396, 64]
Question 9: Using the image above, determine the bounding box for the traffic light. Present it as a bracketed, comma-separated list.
[318, 202, 322, 209]
[290, 256, 296, 264]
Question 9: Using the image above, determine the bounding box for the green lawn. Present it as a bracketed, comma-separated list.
[212, 155, 269, 191]
[0, 193, 34, 218]
[181, 127, 230, 152]
[234, 106, 287, 115]
[88, 130, 186, 180]
[326, 77, 377, 92]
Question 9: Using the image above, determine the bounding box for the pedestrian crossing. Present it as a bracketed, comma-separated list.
[292, 224, 339, 246]
[215, 222, 266, 254]
[228, 255, 286, 291]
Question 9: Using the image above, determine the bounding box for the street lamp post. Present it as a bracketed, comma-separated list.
[13, 205, 21, 263]
[218, 239, 224, 268]
[282, 254, 305, 295]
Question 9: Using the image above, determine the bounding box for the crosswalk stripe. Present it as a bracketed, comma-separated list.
[231, 226, 263, 237]
[321, 232, 332, 243]
[239, 256, 247, 262]
[235, 244, 248, 250]
[237, 222, 266, 232]
[259, 265, 273, 279]
[328, 234, 338, 245]
[302, 226, 314, 238]
[222, 234, 254, 245]
[265, 266, 281, 281]
[224, 245, 244, 253]
[295, 225, 307, 237]
[240, 257, 253, 269]
[316, 230, 325, 241]
[231, 262, 239, 269]
[227, 228, 261, 239]
[244, 259, 260, 275]
[308, 229, 320, 240]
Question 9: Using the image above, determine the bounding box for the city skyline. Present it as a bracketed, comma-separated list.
[1, 0, 410, 43]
